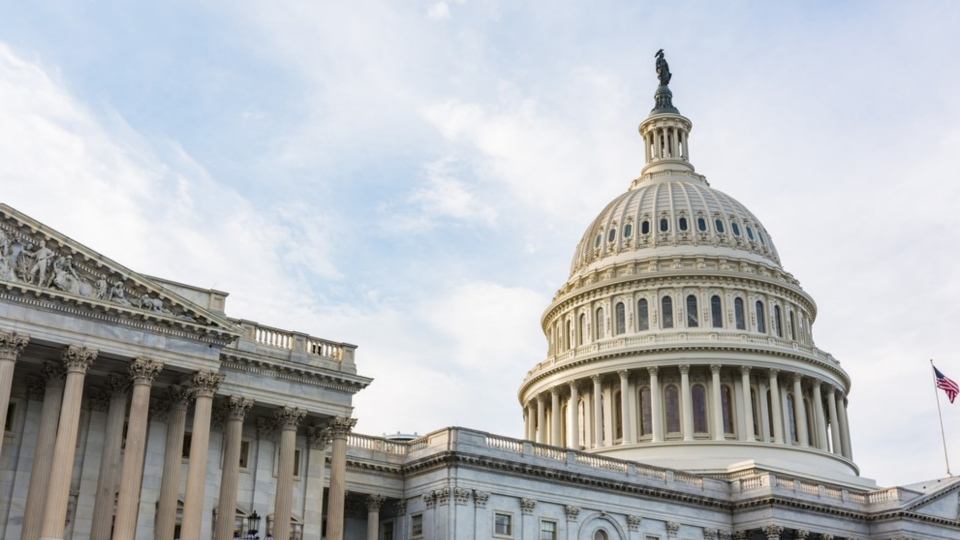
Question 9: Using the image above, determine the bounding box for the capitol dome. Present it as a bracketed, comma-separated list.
[518, 63, 860, 483]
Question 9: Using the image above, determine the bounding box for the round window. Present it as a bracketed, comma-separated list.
[594, 530, 608, 540]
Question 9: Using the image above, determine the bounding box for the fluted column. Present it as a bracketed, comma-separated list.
[214, 397, 254, 540]
[568, 382, 579, 449]
[710, 365, 724, 440]
[366, 495, 385, 540]
[767, 370, 784, 444]
[21, 364, 66, 540]
[39, 345, 97, 540]
[179, 370, 225, 540]
[648, 367, 662, 442]
[792, 374, 809, 447]
[306, 425, 331, 537]
[88, 376, 131, 540]
[812, 382, 828, 451]
[0, 330, 29, 458]
[326, 417, 357, 540]
[618, 370, 631, 444]
[591, 375, 603, 447]
[155, 387, 193, 540]
[113, 359, 164, 540]
[826, 386, 842, 454]
[550, 388, 561, 446]
[739, 367, 755, 442]
[680, 365, 693, 441]
[535, 395, 545, 444]
[273, 406, 307, 540]
[837, 392, 852, 459]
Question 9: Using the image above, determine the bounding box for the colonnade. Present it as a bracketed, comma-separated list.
[0, 329, 357, 540]
[523, 364, 853, 460]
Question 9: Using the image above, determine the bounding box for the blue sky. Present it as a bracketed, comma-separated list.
[2, 1, 960, 487]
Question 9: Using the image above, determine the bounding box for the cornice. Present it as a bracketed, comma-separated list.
[220, 353, 372, 393]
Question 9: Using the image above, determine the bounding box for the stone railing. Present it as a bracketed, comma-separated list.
[228, 319, 356, 366]
[346, 433, 409, 456]
[732, 472, 915, 508]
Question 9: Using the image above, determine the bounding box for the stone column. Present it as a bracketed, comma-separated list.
[710, 365, 724, 440]
[179, 370, 225, 540]
[648, 367, 662, 442]
[21, 364, 66, 540]
[326, 417, 357, 540]
[550, 388, 561, 446]
[739, 367, 755, 442]
[680, 365, 693, 441]
[39, 345, 97, 540]
[112, 358, 164, 540]
[155, 387, 193, 540]
[272, 406, 307, 540]
[568, 381, 580, 449]
[366, 494, 385, 540]
[792, 374, 809, 447]
[618, 370, 631, 444]
[826, 386, 842, 455]
[535, 395, 545, 444]
[837, 392, 852, 459]
[767, 369, 784, 444]
[0, 330, 29, 458]
[213, 397, 254, 540]
[305, 425, 331, 538]
[88, 376, 131, 540]
[591, 375, 603, 447]
[812, 382, 828, 451]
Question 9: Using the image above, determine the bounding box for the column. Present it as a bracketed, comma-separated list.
[739, 367, 755, 442]
[757, 376, 770, 442]
[326, 416, 357, 540]
[792, 374, 809, 447]
[39, 345, 97, 540]
[680, 365, 693, 441]
[88, 376, 131, 540]
[649, 367, 662, 442]
[214, 397, 254, 540]
[366, 495, 385, 540]
[837, 392, 852, 459]
[618, 370, 631, 444]
[644, 132, 651, 163]
[591, 375, 603, 448]
[568, 381, 579, 449]
[812, 382, 828, 451]
[112, 359, 164, 540]
[272, 406, 307, 540]
[550, 388, 561, 446]
[826, 386, 842, 455]
[155, 387, 193, 540]
[535, 395, 545, 444]
[710, 365, 724, 440]
[21, 364, 66, 540]
[305, 426, 331, 539]
[179, 370, 225, 540]
[0, 330, 29, 457]
[767, 369, 784, 444]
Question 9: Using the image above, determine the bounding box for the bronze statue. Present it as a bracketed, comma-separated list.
[655, 49, 671, 86]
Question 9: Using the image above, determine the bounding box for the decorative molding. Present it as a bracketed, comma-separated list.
[61, 344, 97, 374]
[520, 498, 537, 515]
[165, 386, 193, 412]
[794, 531, 809, 540]
[564, 505, 580, 521]
[733, 532, 749, 540]
[423, 491, 436, 509]
[273, 406, 307, 431]
[666, 522, 681, 538]
[328, 416, 357, 439]
[394, 500, 407, 516]
[703, 528, 718, 540]
[129, 357, 163, 386]
[762, 525, 783, 540]
[453, 487, 471, 505]
[42, 362, 66, 389]
[626, 515, 642, 531]
[225, 396, 254, 422]
[437, 487, 451, 506]
[256, 417, 277, 440]
[87, 387, 110, 411]
[188, 370, 223, 398]
[679, 364, 690, 375]
[0, 330, 29, 361]
[817, 535, 833, 540]
[366, 494, 386, 512]
[473, 490, 490, 508]
[307, 425, 332, 450]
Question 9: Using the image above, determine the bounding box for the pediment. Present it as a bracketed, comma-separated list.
[901, 478, 960, 521]
[0, 204, 241, 343]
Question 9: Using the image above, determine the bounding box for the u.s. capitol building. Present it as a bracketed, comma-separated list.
[0, 60, 957, 540]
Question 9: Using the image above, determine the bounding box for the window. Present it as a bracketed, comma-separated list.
[734, 298, 745, 330]
[722, 386, 735, 434]
[692, 385, 708, 434]
[615, 302, 626, 335]
[382, 521, 395, 540]
[540, 520, 557, 540]
[624, 223, 633, 238]
[4, 402, 15, 433]
[715, 219, 725, 233]
[789, 311, 797, 340]
[661, 296, 673, 329]
[665, 385, 680, 434]
[711, 295, 723, 328]
[594, 531, 608, 540]
[774, 306, 783, 338]
[640, 387, 652, 436]
[579, 314, 586, 345]
[614, 391, 623, 440]
[494, 513, 512, 537]
[659, 218, 669, 232]
[637, 299, 649, 331]
[565, 320, 571, 350]
[686, 295, 698, 327]
[608, 228, 616, 242]
[786, 393, 797, 444]
[732, 222, 741, 236]
[293, 449, 301, 477]
[595, 234, 602, 248]
[678, 217, 688, 231]
[595, 308, 605, 339]
[697, 217, 707, 231]
[751, 389, 760, 437]
[756, 301, 766, 333]
[758, 230, 766, 245]
[641, 220, 650, 235]
[411, 514, 423, 538]
[746, 226, 755, 240]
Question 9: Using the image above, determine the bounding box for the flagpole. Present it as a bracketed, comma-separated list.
[931, 359, 952, 477]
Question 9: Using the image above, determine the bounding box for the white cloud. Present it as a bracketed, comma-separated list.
[386, 157, 496, 232]
[427, 2, 450, 20]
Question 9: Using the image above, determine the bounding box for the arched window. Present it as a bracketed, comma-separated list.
[608, 228, 616, 242]
[758, 230, 766, 245]
[659, 218, 669, 232]
[697, 217, 707, 231]
[786, 393, 797, 444]
[679, 217, 688, 231]
[734, 298, 746, 330]
[615, 302, 626, 335]
[665, 385, 681, 434]
[686, 295, 698, 327]
[564, 320, 571, 350]
[732, 222, 741, 236]
[639, 387, 652, 436]
[613, 391, 623, 440]
[579, 313, 586, 345]
[714, 219, 725, 233]
[711, 295, 723, 328]
[789, 311, 797, 340]
[661, 296, 674, 329]
[756, 301, 766, 333]
[746, 226, 755, 240]
[595, 530, 609, 540]
[624, 223, 633, 238]
[641, 220, 650, 235]
[692, 385, 708, 434]
[595, 234, 602, 248]
[721, 385, 734, 434]
[595, 308, 605, 339]
[774, 306, 783, 338]
[637, 299, 649, 331]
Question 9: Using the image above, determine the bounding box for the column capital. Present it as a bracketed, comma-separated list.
[274, 406, 307, 431]
[626, 516, 642, 531]
[703, 529, 718, 540]
[61, 344, 97, 373]
[106, 374, 131, 398]
[327, 416, 357, 439]
[129, 357, 164, 386]
[767, 368, 780, 378]
[225, 396, 254, 421]
[256, 417, 277, 439]
[307, 425, 332, 449]
[795, 530, 809, 540]
[87, 387, 110, 411]
[27, 376, 47, 400]
[473, 490, 490, 508]
[187, 370, 223, 398]
[366, 494, 386, 511]
[647, 366, 660, 376]
[617, 369, 629, 380]
[165, 385, 194, 411]
[762, 524, 783, 540]
[733, 532, 749, 540]
[590, 374, 602, 384]
[666, 522, 681, 538]
[568, 380, 580, 392]
[824, 384, 837, 397]
[679, 364, 690, 375]
[0, 330, 29, 361]
[739, 365, 752, 375]
[564, 505, 580, 521]
[42, 362, 66, 389]
[791, 372, 803, 383]
[550, 386, 562, 397]
[710, 364, 722, 375]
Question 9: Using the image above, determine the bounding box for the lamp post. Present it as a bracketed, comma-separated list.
[245, 511, 261, 540]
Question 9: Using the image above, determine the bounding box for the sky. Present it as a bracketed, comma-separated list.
[1, 0, 959, 488]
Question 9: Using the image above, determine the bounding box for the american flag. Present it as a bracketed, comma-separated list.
[934, 365, 959, 404]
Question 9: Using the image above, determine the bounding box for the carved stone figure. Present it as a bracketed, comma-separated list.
[52, 256, 93, 296]
[108, 280, 131, 306]
[655, 49, 672, 86]
[139, 294, 164, 312]
[25, 240, 55, 286]
[95, 277, 109, 300]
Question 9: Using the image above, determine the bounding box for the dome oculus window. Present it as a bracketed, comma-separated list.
[659, 218, 669, 232]
[731, 222, 741, 236]
[697, 217, 707, 231]
[679, 217, 688, 231]
[641, 220, 650, 235]
[714, 219, 725, 233]
[624, 223, 633, 238]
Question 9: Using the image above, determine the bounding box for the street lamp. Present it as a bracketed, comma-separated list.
[245, 511, 261, 540]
